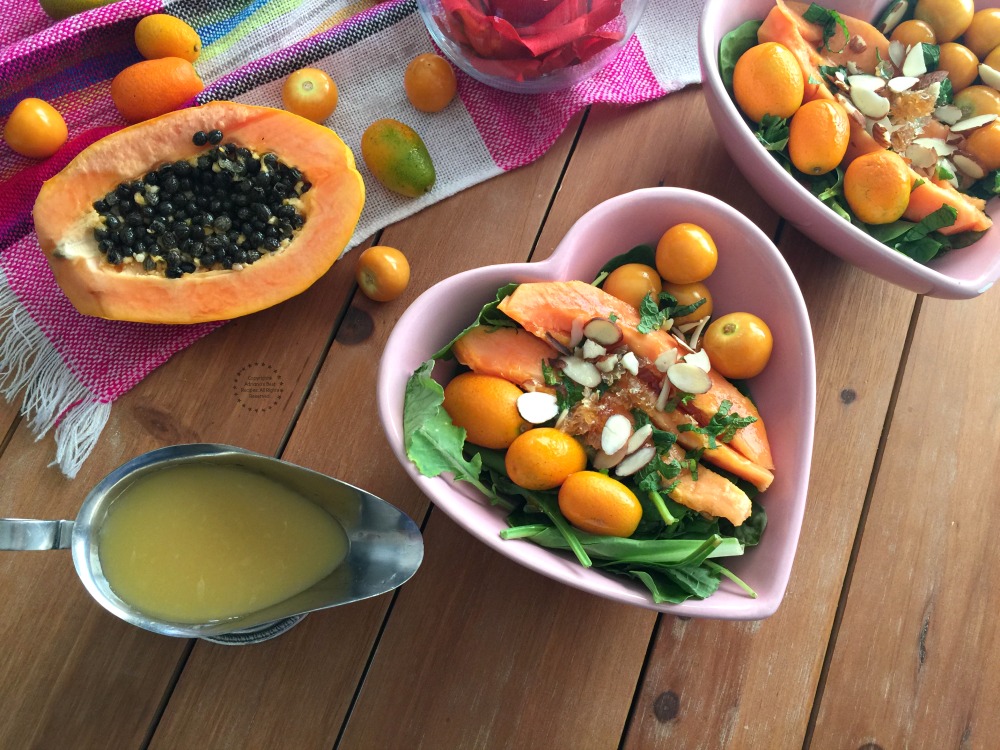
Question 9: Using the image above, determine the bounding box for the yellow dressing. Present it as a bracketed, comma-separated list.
[98, 463, 348, 624]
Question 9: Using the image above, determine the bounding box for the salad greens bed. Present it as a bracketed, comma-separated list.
[402, 246, 767, 605]
[720, 3, 1000, 264]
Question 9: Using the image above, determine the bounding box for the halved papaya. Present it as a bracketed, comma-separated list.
[33, 100, 365, 324]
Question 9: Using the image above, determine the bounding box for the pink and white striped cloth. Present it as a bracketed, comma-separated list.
[0, 0, 704, 477]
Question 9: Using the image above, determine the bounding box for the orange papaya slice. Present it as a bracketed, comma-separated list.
[33, 101, 365, 324]
[664, 444, 753, 526]
[904, 178, 992, 234]
[649, 401, 774, 491]
[452, 325, 558, 391]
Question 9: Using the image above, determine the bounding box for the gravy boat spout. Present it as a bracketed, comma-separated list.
[1, 444, 424, 641]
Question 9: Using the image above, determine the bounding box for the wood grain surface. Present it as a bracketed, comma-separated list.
[1, 81, 994, 750]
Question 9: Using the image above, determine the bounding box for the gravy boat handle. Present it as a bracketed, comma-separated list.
[0, 519, 75, 550]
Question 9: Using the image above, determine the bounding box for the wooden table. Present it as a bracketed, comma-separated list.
[1, 84, 995, 749]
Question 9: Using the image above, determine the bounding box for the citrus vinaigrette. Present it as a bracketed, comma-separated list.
[98, 463, 349, 623]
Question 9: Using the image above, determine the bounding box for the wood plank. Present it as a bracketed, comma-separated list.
[148, 120, 580, 749]
[340, 510, 654, 748]
[809, 287, 1000, 748]
[623, 225, 916, 748]
[0, 253, 359, 748]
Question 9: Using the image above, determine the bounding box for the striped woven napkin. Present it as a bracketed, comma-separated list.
[0, 0, 705, 477]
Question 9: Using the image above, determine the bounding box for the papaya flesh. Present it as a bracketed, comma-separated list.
[757, 0, 992, 235]
[452, 326, 558, 392]
[33, 101, 365, 324]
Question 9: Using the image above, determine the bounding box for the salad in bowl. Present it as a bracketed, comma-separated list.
[701, 0, 1000, 298]
[378, 188, 815, 619]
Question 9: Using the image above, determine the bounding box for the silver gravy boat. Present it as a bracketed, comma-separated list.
[0, 444, 423, 643]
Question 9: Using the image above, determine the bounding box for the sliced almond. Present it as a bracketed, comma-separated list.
[614, 446, 656, 477]
[654, 349, 677, 372]
[950, 113, 998, 132]
[655, 375, 672, 411]
[592, 444, 627, 470]
[595, 354, 619, 373]
[953, 153, 986, 179]
[934, 104, 964, 125]
[905, 143, 938, 169]
[687, 315, 711, 350]
[620, 351, 639, 376]
[888, 75, 919, 92]
[848, 74, 886, 92]
[851, 85, 891, 119]
[871, 121, 891, 149]
[888, 39, 907, 69]
[581, 339, 607, 360]
[545, 333, 572, 356]
[601, 414, 632, 455]
[912, 137, 957, 155]
[901, 44, 928, 77]
[979, 63, 1000, 90]
[683, 349, 712, 373]
[516, 392, 559, 424]
[582, 317, 623, 346]
[626, 424, 653, 455]
[560, 355, 602, 388]
[671, 333, 695, 353]
[666, 362, 711, 394]
[877, 0, 909, 35]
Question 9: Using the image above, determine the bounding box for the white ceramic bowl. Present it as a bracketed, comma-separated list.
[700, 0, 1000, 299]
[378, 188, 815, 619]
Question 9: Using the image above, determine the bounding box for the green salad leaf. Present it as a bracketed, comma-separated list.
[719, 20, 763, 92]
[403, 360, 499, 503]
[867, 205, 958, 262]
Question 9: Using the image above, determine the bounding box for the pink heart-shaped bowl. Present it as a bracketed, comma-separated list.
[700, 0, 1000, 300]
[378, 187, 816, 619]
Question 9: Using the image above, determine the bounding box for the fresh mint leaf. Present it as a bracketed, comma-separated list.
[803, 3, 849, 50]
[637, 292, 668, 333]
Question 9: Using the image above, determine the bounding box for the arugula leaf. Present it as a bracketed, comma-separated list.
[433, 282, 520, 359]
[719, 20, 764, 92]
[802, 3, 849, 50]
[402, 361, 499, 502]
